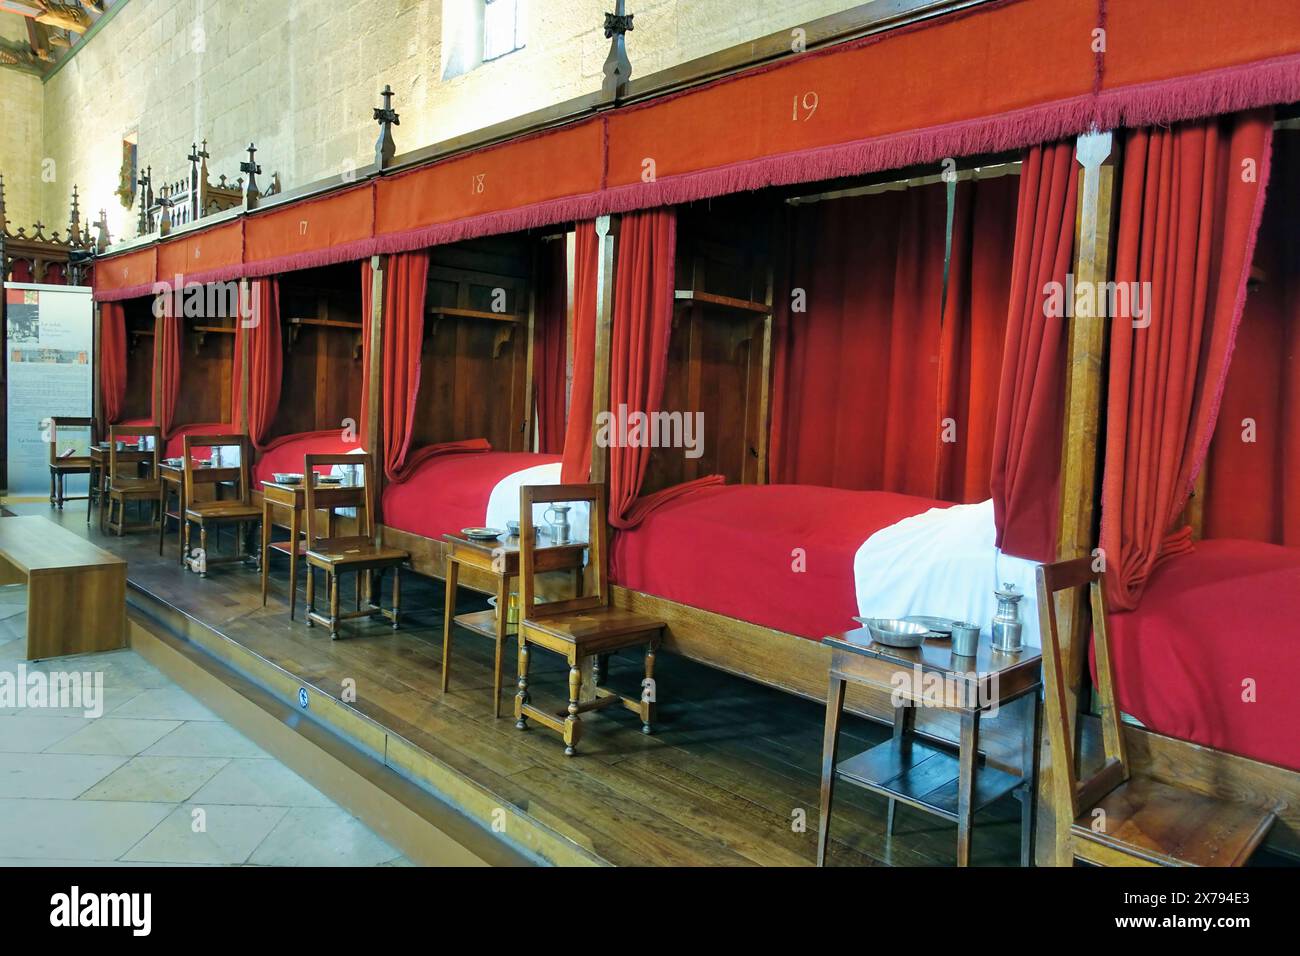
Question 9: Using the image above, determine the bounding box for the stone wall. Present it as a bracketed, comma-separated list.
[25, 0, 853, 243]
[0, 17, 44, 231]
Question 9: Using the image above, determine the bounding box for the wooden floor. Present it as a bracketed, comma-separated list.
[15, 500, 1027, 866]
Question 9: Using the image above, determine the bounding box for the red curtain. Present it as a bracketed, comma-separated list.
[1101, 110, 1274, 611]
[153, 309, 183, 438]
[1204, 131, 1300, 545]
[560, 222, 598, 482]
[380, 251, 430, 481]
[534, 238, 569, 454]
[231, 279, 282, 448]
[990, 141, 1078, 563]
[99, 302, 128, 425]
[607, 209, 679, 528]
[771, 176, 1018, 500]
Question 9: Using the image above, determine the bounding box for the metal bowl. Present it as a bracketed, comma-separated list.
[273, 472, 303, 484]
[854, 617, 932, 649]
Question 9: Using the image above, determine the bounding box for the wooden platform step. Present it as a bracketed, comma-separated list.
[126, 586, 606, 867]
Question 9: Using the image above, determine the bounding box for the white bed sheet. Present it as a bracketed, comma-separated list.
[852, 499, 1041, 647]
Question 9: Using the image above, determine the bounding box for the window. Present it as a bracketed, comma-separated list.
[482, 0, 526, 62]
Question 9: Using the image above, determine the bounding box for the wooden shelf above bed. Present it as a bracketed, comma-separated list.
[674, 289, 771, 316]
[427, 306, 525, 324]
[286, 316, 364, 331]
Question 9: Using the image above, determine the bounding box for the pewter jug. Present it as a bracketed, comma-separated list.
[991, 583, 1024, 652]
[545, 504, 572, 544]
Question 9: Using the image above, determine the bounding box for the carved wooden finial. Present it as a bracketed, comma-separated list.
[373, 84, 400, 170]
[241, 142, 262, 207]
[136, 165, 152, 234]
[69, 184, 82, 244]
[602, 1, 634, 101]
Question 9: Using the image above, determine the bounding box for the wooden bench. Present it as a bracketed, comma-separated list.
[0, 516, 127, 660]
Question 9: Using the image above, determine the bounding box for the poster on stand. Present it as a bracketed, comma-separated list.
[4, 283, 95, 498]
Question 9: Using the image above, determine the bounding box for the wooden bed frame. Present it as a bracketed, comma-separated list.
[367, 138, 1300, 863]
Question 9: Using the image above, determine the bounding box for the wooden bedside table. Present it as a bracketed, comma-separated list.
[816, 626, 1042, 867]
[442, 531, 587, 717]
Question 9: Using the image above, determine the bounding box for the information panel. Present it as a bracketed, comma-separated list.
[4, 283, 94, 497]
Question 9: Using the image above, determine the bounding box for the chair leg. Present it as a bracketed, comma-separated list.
[514, 640, 530, 730]
[158, 486, 166, 555]
[641, 642, 657, 735]
[199, 526, 208, 577]
[328, 571, 340, 640]
[49, 470, 56, 507]
[390, 567, 401, 630]
[183, 518, 192, 570]
[563, 661, 582, 757]
[305, 566, 315, 626]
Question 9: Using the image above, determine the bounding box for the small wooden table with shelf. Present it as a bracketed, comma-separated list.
[442, 531, 586, 717]
[260, 477, 361, 619]
[87, 443, 154, 530]
[817, 626, 1042, 867]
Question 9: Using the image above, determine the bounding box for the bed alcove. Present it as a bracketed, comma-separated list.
[378, 228, 576, 588]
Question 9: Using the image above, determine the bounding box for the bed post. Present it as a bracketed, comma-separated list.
[589, 214, 618, 485]
[239, 280, 251, 436]
[524, 244, 538, 451]
[754, 233, 777, 484]
[1036, 128, 1117, 866]
[367, 255, 386, 497]
[92, 303, 104, 443]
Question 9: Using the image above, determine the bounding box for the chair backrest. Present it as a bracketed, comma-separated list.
[182, 433, 251, 505]
[1036, 558, 1130, 822]
[302, 453, 374, 544]
[518, 482, 607, 620]
[48, 417, 96, 465]
[107, 424, 161, 480]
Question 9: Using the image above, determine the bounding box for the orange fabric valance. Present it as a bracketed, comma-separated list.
[242, 184, 375, 276]
[94, 0, 1300, 300]
[155, 219, 244, 286]
[93, 246, 157, 301]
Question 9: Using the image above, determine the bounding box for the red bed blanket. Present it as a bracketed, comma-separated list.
[1105, 538, 1300, 771]
[381, 451, 558, 541]
[252, 431, 359, 485]
[611, 483, 947, 640]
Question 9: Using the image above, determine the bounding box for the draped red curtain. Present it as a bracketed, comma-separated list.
[231, 278, 282, 448]
[1204, 131, 1300, 546]
[534, 237, 568, 454]
[380, 251, 429, 481]
[771, 176, 1017, 500]
[1100, 109, 1274, 611]
[937, 175, 1021, 502]
[560, 222, 598, 482]
[99, 302, 128, 425]
[153, 310, 183, 438]
[990, 141, 1078, 562]
[607, 209, 679, 528]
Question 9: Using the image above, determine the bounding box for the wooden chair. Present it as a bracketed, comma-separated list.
[48, 417, 95, 509]
[104, 425, 162, 536]
[515, 483, 665, 756]
[301, 453, 408, 638]
[182, 434, 261, 576]
[1037, 558, 1276, 866]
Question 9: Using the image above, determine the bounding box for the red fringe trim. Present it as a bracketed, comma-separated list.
[241, 235, 378, 278]
[93, 282, 157, 303]
[1095, 52, 1300, 131]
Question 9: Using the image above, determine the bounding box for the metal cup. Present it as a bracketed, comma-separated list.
[950, 622, 980, 657]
